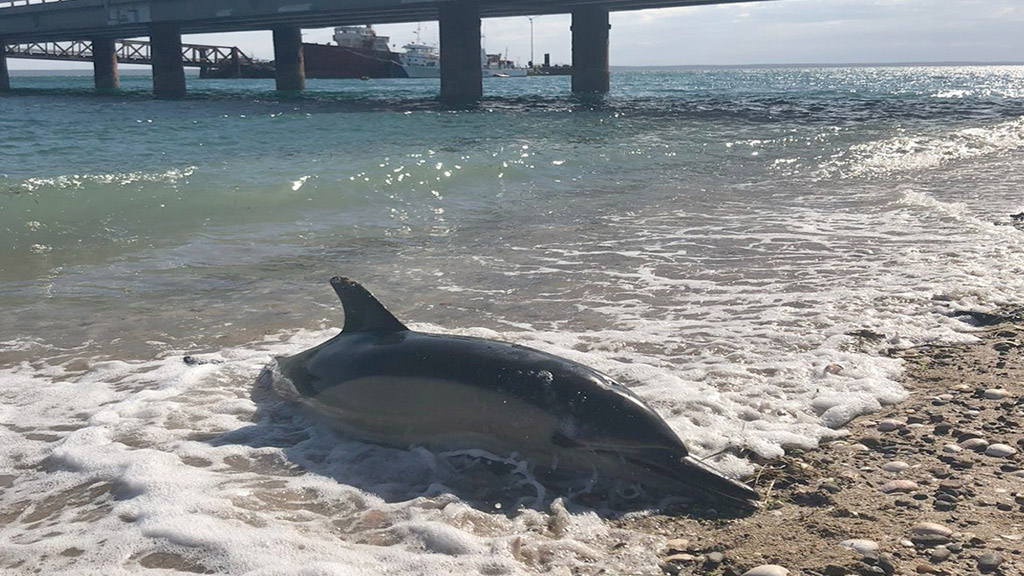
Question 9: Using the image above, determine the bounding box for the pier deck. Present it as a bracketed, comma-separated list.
[0, 0, 776, 100]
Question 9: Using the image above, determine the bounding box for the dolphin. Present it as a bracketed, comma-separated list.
[270, 277, 759, 506]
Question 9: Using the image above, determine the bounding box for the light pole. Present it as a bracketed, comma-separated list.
[528, 16, 535, 69]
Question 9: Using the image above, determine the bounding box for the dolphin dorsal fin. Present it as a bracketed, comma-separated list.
[330, 277, 409, 334]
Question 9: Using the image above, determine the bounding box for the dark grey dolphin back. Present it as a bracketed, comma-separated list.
[331, 277, 408, 334]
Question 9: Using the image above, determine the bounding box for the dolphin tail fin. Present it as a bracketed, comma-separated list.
[330, 277, 409, 334]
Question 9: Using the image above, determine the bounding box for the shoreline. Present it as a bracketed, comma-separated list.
[623, 316, 1024, 576]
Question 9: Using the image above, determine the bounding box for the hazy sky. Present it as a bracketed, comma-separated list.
[8, 0, 1024, 70]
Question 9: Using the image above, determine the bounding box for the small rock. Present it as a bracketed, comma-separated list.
[929, 546, 952, 562]
[911, 522, 953, 545]
[880, 480, 919, 493]
[824, 363, 844, 375]
[942, 444, 963, 454]
[960, 438, 990, 451]
[983, 388, 1010, 400]
[662, 553, 697, 563]
[841, 539, 880, 556]
[823, 565, 848, 576]
[705, 551, 725, 566]
[911, 522, 954, 538]
[985, 443, 1017, 458]
[876, 554, 896, 575]
[742, 565, 789, 576]
[934, 500, 955, 512]
[659, 562, 681, 576]
[977, 552, 1003, 573]
[878, 419, 904, 432]
[882, 461, 910, 473]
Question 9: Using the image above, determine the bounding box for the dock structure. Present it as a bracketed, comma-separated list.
[0, 0, 774, 101]
[4, 39, 262, 88]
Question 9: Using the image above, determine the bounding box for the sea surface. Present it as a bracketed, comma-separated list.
[2, 67, 1024, 575]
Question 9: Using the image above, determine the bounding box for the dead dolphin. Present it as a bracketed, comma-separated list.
[270, 277, 759, 506]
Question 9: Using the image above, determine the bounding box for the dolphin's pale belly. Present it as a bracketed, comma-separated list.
[306, 375, 564, 458]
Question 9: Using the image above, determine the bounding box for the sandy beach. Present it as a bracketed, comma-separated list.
[620, 313, 1024, 576]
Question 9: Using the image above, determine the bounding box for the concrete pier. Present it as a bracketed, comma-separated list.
[150, 23, 186, 98]
[92, 37, 119, 92]
[1, 41, 10, 91]
[272, 26, 305, 91]
[571, 6, 610, 94]
[438, 0, 482, 104]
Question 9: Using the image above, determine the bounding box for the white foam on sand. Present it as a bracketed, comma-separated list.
[0, 331, 668, 575]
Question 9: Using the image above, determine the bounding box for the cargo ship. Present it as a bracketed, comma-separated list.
[304, 25, 406, 79]
[201, 25, 527, 80]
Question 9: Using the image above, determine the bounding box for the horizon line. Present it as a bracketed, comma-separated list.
[8, 59, 1024, 74]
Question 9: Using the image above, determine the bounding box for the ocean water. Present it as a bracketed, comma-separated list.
[2, 66, 1024, 575]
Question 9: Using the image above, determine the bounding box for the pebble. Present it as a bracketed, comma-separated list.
[942, 444, 963, 454]
[840, 538, 879, 556]
[877, 554, 896, 575]
[662, 553, 696, 563]
[911, 522, 954, 538]
[879, 479, 919, 493]
[882, 461, 910, 473]
[977, 552, 1003, 573]
[741, 565, 789, 576]
[959, 438, 990, 451]
[706, 551, 725, 566]
[983, 388, 1010, 400]
[985, 443, 1017, 458]
[929, 546, 952, 562]
[911, 522, 954, 545]
[878, 419, 904, 432]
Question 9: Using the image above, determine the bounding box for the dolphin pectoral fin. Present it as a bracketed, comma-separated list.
[330, 277, 409, 334]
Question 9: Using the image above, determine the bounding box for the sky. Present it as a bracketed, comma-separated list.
[7, 0, 1024, 70]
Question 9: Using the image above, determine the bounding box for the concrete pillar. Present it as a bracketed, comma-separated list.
[150, 23, 186, 98]
[1, 41, 10, 92]
[438, 0, 482, 104]
[272, 26, 305, 91]
[92, 38, 119, 92]
[571, 6, 610, 94]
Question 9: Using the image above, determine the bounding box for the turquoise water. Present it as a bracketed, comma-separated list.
[2, 67, 1024, 574]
